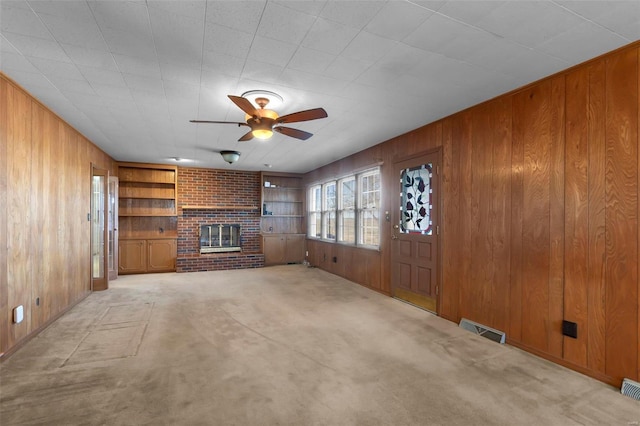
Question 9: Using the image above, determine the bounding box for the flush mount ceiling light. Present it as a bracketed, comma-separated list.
[220, 150, 240, 164]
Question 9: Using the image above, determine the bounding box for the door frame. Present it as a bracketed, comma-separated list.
[91, 165, 109, 291]
[390, 147, 443, 314]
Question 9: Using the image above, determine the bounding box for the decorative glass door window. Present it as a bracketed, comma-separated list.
[400, 163, 433, 235]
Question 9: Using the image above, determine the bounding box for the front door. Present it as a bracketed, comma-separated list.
[391, 151, 441, 313]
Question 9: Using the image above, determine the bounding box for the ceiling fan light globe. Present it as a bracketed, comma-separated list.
[253, 129, 273, 140]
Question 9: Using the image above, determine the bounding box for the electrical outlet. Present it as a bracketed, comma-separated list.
[562, 320, 578, 338]
[13, 305, 24, 324]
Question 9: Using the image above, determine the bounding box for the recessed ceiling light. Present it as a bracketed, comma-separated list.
[264, 163, 272, 168]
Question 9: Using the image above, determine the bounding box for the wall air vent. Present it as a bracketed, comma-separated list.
[621, 378, 640, 401]
[459, 318, 506, 344]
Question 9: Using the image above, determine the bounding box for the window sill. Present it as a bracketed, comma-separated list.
[305, 237, 380, 252]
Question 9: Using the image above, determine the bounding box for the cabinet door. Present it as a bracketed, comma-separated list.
[285, 235, 305, 263]
[263, 235, 286, 265]
[148, 239, 176, 272]
[119, 239, 147, 274]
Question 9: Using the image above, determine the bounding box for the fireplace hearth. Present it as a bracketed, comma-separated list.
[200, 224, 241, 253]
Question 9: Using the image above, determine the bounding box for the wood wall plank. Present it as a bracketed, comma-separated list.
[30, 103, 46, 330]
[587, 60, 607, 375]
[564, 67, 590, 367]
[470, 105, 494, 326]
[440, 118, 459, 321]
[457, 112, 473, 322]
[0, 77, 8, 355]
[516, 82, 552, 352]
[604, 48, 638, 382]
[509, 97, 524, 342]
[548, 76, 565, 358]
[489, 98, 512, 333]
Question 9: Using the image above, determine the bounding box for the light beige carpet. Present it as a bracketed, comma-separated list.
[1, 265, 638, 425]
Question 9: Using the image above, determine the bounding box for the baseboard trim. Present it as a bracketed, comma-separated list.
[507, 340, 622, 388]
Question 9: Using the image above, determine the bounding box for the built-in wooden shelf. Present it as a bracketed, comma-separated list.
[181, 205, 259, 210]
[120, 196, 176, 200]
[117, 162, 178, 274]
[119, 213, 178, 217]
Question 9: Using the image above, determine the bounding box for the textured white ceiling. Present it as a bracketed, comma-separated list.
[1, 1, 638, 173]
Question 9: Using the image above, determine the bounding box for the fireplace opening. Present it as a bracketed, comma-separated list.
[200, 224, 241, 253]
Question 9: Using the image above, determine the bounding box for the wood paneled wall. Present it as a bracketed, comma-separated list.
[304, 42, 640, 386]
[0, 73, 114, 358]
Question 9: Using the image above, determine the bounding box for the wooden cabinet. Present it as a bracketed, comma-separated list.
[263, 234, 286, 265]
[148, 239, 177, 272]
[119, 239, 146, 274]
[118, 238, 176, 274]
[284, 234, 305, 263]
[263, 234, 305, 266]
[118, 163, 177, 274]
[260, 172, 305, 265]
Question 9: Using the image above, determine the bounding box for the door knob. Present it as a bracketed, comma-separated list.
[391, 234, 398, 240]
[393, 224, 399, 229]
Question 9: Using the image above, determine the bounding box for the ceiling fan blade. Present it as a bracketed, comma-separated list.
[190, 120, 248, 126]
[274, 126, 313, 141]
[238, 130, 254, 142]
[276, 108, 327, 124]
[228, 95, 257, 117]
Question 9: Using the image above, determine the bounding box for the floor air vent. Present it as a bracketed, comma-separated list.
[459, 318, 506, 344]
[621, 378, 640, 401]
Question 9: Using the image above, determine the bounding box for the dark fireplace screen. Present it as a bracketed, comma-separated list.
[200, 224, 241, 253]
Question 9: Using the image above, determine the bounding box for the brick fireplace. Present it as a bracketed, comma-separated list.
[176, 167, 264, 272]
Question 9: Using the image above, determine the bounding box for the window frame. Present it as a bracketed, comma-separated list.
[321, 181, 337, 241]
[307, 167, 380, 250]
[307, 184, 322, 239]
[357, 169, 381, 248]
[337, 176, 357, 244]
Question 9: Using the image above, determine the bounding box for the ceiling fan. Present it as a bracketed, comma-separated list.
[190, 91, 327, 142]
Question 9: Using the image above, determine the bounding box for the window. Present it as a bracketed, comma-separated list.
[308, 168, 380, 249]
[308, 185, 322, 238]
[359, 170, 380, 247]
[322, 182, 336, 240]
[338, 177, 356, 244]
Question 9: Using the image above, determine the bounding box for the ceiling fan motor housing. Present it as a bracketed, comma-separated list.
[248, 116, 276, 139]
